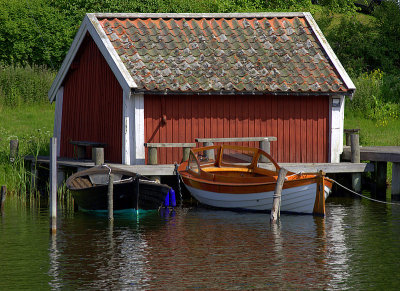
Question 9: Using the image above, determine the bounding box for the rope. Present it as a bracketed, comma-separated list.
[174, 163, 183, 207]
[330, 178, 400, 206]
[101, 164, 112, 176]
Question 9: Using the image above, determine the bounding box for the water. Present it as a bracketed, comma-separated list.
[1, 196, 400, 290]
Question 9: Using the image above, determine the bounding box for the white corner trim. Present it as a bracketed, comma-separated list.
[122, 91, 145, 165]
[48, 14, 137, 103]
[53, 87, 64, 156]
[134, 92, 145, 165]
[304, 13, 356, 92]
[330, 95, 345, 163]
[122, 90, 133, 165]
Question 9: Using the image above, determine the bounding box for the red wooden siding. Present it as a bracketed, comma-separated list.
[60, 35, 123, 162]
[144, 94, 329, 164]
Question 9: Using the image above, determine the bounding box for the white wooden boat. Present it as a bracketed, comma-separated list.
[178, 145, 333, 215]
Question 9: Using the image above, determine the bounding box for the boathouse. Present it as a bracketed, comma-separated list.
[49, 12, 355, 165]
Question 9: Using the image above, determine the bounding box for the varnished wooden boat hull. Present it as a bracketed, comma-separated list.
[178, 144, 333, 215]
[184, 180, 331, 214]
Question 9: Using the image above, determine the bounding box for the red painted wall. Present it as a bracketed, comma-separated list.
[60, 35, 123, 162]
[144, 94, 329, 164]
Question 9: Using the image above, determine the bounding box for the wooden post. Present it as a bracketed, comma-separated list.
[92, 147, 104, 165]
[204, 142, 215, 160]
[259, 139, 271, 155]
[108, 173, 114, 221]
[148, 147, 158, 165]
[375, 161, 387, 198]
[182, 147, 191, 163]
[1, 185, 6, 214]
[148, 146, 160, 183]
[350, 133, 361, 192]
[270, 168, 288, 222]
[30, 162, 38, 194]
[259, 139, 271, 163]
[392, 162, 400, 197]
[9, 139, 19, 163]
[50, 137, 57, 233]
[345, 132, 351, 146]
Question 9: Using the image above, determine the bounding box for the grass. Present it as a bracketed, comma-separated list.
[0, 103, 54, 193]
[345, 113, 400, 146]
[344, 112, 400, 184]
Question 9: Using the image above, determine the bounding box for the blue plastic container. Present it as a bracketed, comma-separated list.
[164, 191, 170, 207]
[169, 189, 176, 207]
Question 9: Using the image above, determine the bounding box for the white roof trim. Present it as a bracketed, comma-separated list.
[92, 12, 307, 19]
[48, 15, 137, 103]
[304, 12, 356, 92]
[48, 18, 88, 102]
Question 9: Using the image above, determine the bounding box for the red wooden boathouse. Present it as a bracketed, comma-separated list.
[49, 12, 355, 165]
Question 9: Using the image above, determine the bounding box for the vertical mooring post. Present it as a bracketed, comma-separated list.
[375, 161, 387, 198]
[270, 168, 288, 223]
[1, 185, 6, 215]
[350, 133, 361, 192]
[50, 137, 57, 233]
[30, 161, 38, 194]
[392, 162, 400, 197]
[108, 173, 114, 221]
[9, 139, 19, 163]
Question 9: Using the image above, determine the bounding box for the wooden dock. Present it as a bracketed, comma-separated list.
[26, 155, 373, 176]
[342, 145, 400, 196]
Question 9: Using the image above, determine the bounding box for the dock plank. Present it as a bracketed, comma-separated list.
[342, 146, 400, 162]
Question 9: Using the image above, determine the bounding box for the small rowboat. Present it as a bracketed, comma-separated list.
[66, 166, 174, 212]
[178, 145, 333, 215]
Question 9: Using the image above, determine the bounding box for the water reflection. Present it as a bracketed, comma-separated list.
[2, 196, 400, 289]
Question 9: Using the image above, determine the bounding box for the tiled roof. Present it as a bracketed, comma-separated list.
[97, 15, 349, 93]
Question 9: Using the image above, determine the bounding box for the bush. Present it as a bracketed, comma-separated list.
[346, 70, 400, 127]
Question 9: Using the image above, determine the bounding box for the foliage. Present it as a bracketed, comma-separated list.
[0, 0, 362, 69]
[346, 70, 400, 127]
[0, 0, 74, 69]
[0, 64, 55, 106]
[317, 14, 375, 76]
[372, 2, 400, 74]
[318, 0, 358, 13]
[318, 1, 400, 75]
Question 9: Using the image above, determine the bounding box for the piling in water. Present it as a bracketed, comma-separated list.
[350, 133, 361, 193]
[1, 185, 6, 214]
[108, 173, 114, 221]
[270, 168, 288, 223]
[50, 137, 57, 233]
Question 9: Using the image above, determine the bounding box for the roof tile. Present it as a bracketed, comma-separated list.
[98, 15, 349, 93]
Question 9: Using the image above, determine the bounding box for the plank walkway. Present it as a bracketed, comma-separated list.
[25, 156, 373, 176]
[342, 146, 400, 162]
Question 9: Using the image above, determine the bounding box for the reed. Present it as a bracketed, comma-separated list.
[0, 104, 54, 195]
